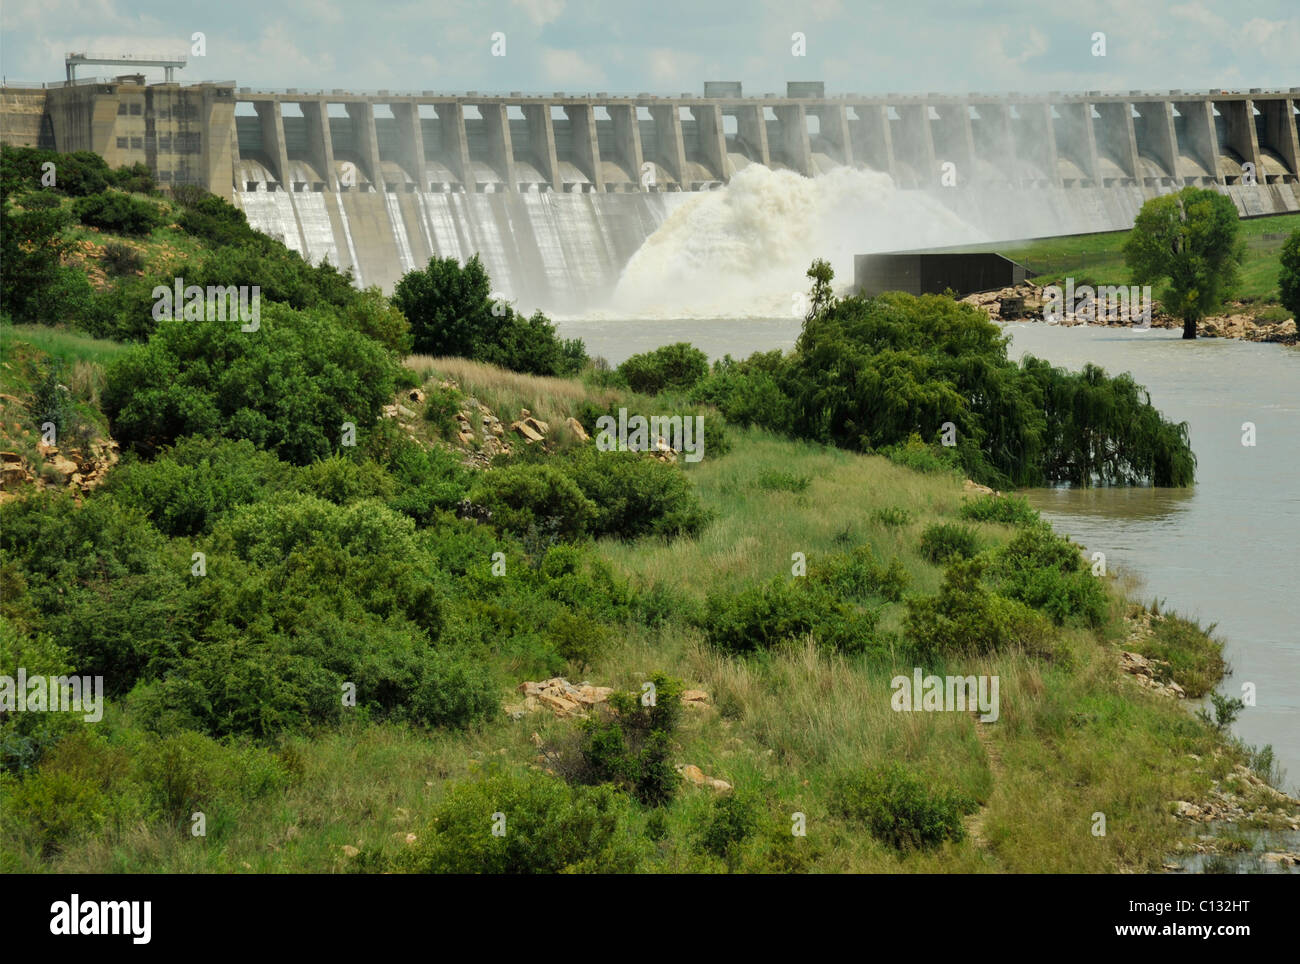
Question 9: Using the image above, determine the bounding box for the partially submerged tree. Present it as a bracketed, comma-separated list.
[1122, 186, 1243, 339]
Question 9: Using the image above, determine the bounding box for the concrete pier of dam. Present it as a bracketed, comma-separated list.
[4, 77, 1298, 304]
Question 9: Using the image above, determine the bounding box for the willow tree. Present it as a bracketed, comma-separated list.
[1122, 186, 1243, 339]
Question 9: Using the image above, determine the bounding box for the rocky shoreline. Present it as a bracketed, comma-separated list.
[961, 283, 1298, 345]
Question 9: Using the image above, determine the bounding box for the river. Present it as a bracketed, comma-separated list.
[557, 317, 1300, 792]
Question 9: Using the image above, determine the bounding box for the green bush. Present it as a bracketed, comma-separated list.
[105, 437, 292, 536]
[872, 506, 914, 528]
[1279, 230, 1300, 320]
[101, 241, 144, 276]
[904, 559, 1052, 661]
[700, 578, 878, 655]
[563, 447, 709, 540]
[989, 524, 1108, 628]
[469, 463, 594, 540]
[403, 771, 639, 873]
[568, 672, 683, 807]
[879, 435, 964, 477]
[811, 545, 910, 603]
[392, 255, 585, 376]
[919, 523, 981, 563]
[755, 470, 810, 493]
[690, 351, 793, 432]
[72, 191, 164, 236]
[833, 762, 974, 851]
[618, 342, 710, 395]
[694, 790, 762, 863]
[103, 302, 398, 464]
[958, 493, 1038, 526]
[6, 769, 105, 853]
[546, 611, 608, 670]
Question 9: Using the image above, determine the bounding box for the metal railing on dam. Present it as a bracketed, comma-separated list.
[222, 81, 1300, 196]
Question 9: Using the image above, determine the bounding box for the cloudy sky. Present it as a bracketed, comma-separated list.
[2, 0, 1297, 95]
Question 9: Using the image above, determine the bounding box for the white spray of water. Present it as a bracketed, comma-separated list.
[599, 164, 989, 320]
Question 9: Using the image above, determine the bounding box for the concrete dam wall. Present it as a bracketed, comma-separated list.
[4, 78, 1298, 310]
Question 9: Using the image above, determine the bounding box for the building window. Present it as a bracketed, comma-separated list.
[158, 136, 171, 152]
[130, 137, 143, 149]
[117, 103, 128, 115]
[129, 103, 142, 115]
[116, 137, 128, 148]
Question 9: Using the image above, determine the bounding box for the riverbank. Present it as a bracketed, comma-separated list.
[961, 283, 1299, 345]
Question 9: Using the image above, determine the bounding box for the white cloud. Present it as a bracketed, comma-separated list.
[540, 47, 604, 87]
[511, 0, 565, 27]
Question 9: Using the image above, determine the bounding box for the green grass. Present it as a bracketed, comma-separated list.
[1, 365, 1287, 874]
[959, 212, 1300, 304]
[1, 324, 131, 369]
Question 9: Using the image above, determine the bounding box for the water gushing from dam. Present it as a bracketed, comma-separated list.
[234, 181, 690, 314]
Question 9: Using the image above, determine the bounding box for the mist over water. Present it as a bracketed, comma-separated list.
[595, 165, 989, 319]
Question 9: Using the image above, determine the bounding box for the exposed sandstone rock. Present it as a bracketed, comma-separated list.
[504, 677, 614, 719]
[678, 764, 732, 792]
[565, 416, 590, 442]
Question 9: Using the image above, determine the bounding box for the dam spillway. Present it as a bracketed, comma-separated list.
[3, 78, 1298, 310]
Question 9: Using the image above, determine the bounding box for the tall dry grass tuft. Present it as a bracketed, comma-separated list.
[406, 355, 619, 427]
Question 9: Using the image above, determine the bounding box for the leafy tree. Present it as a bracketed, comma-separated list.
[1278, 229, 1300, 321]
[393, 253, 494, 358]
[392, 254, 587, 375]
[805, 257, 835, 320]
[1122, 186, 1243, 338]
[618, 342, 709, 395]
[102, 302, 398, 464]
[1, 197, 65, 322]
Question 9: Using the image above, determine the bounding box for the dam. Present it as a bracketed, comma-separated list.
[4, 74, 1298, 310]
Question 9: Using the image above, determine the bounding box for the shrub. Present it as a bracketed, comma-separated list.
[958, 493, 1038, 526]
[919, 523, 981, 563]
[563, 447, 709, 540]
[546, 611, 607, 671]
[700, 578, 878, 655]
[175, 192, 257, 247]
[72, 191, 164, 236]
[6, 769, 104, 853]
[905, 558, 1051, 661]
[755, 470, 810, 493]
[618, 342, 709, 395]
[393, 255, 585, 376]
[872, 506, 913, 527]
[694, 790, 762, 863]
[384, 440, 473, 525]
[690, 351, 793, 432]
[811, 545, 910, 603]
[101, 241, 144, 276]
[469, 463, 594, 540]
[104, 437, 292, 537]
[570, 672, 683, 806]
[1279, 230, 1300, 320]
[404, 771, 639, 873]
[103, 302, 398, 464]
[989, 525, 1108, 628]
[833, 762, 974, 851]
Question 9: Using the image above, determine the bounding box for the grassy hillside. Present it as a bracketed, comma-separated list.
[964, 212, 1300, 306]
[2, 146, 1294, 876]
